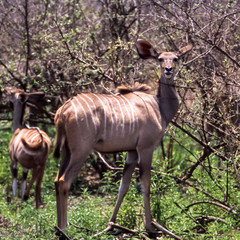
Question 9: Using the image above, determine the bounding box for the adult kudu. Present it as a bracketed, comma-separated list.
[5, 87, 51, 208]
[54, 39, 193, 234]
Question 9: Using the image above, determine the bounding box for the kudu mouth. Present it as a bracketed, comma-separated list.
[164, 70, 173, 78]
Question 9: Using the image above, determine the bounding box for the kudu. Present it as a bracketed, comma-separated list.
[54, 39, 192, 233]
[5, 87, 51, 208]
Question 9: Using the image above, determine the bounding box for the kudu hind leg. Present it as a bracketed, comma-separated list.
[35, 164, 46, 208]
[110, 151, 138, 224]
[23, 167, 39, 202]
[10, 162, 18, 198]
[21, 167, 28, 199]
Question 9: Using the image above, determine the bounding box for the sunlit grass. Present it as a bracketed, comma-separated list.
[0, 128, 240, 239]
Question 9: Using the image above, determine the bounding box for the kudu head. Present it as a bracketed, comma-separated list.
[3, 87, 45, 131]
[136, 39, 193, 79]
[4, 87, 45, 105]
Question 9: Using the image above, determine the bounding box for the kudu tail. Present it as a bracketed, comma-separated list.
[21, 128, 44, 151]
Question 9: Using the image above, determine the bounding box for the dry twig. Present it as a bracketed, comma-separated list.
[54, 226, 71, 240]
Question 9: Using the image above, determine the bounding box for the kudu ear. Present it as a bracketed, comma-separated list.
[177, 44, 193, 57]
[136, 39, 159, 60]
[27, 92, 45, 104]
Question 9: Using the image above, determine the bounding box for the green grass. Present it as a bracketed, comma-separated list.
[0, 128, 240, 239]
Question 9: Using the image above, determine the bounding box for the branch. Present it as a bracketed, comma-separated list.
[152, 221, 183, 240]
[195, 215, 227, 224]
[96, 152, 123, 171]
[185, 201, 237, 214]
[174, 201, 207, 233]
[26, 102, 55, 120]
[183, 180, 232, 207]
[24, 0, 31, 77]
[69, 222, 92, 233]
[171, 120, 233, 163]
[213, 44, 240, 68]
[54, 19, 114, 82]
[180, 147, 212, 181]
[54, 226, 71, 240]
[0, 59, 25, 89]
[94, 222, 151, 239]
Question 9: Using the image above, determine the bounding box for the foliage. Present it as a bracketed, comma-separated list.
[0, 0, 240, 239]
[0, 128, 240, 239]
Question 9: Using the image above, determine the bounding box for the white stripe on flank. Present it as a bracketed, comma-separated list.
[113, 96, 125, 135]
[121, 95, 136, 132]
[14, 130, 24, 153]
[71, 100, 79, 124]
[93, 94, 107, 134]
[83, 94, 98, 119]
[108, 96, 119, 133]
[79, 95, 97, 131]
[74, 97, 89, 128]
[102, 96, 114, 136]
[119, 95, 132, 132]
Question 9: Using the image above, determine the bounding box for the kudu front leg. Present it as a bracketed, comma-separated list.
[138, 149, 154, 232]
[35, 165, 46, 208]
[110, 151, 138, 224]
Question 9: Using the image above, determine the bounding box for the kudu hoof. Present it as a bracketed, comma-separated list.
[23, 195, 29, 201]
[147, 230, 162, 239]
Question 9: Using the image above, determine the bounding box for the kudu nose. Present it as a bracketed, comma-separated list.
[165, 67, 172, 72]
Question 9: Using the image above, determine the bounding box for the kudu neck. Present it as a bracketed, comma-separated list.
[157, 74, 179, 125]
[12, 101, 26, 132]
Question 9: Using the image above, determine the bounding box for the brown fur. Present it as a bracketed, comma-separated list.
[117, 83, 152, 94]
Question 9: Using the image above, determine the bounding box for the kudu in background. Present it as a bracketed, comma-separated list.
[5, 87, 51, 208]
[53, 39, 192, 233]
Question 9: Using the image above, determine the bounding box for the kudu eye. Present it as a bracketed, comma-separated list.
[173, 58, 178, 62]
[158, 58, 164, 62]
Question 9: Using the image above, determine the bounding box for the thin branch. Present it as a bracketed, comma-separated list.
[26, 102, 55, 120]
[0, 60, 25, 89]
[54, 226, 71, 240]
[152, 220, 183, 240]
[174, 202, 207, 233]
[94, 222, 151, 239]
[69, 222, 92, 233]
[185, 201, 237, 214]
[54, 19, 114, 82]
[24, 0, 31, 77]
[172, 120, 233, 163]
[183, 46, 215, 66]
[96, 152, 123, 171]
[184, 180, 231, 207]
[180, 147, 212, 181]
[195, 215, 227, 224]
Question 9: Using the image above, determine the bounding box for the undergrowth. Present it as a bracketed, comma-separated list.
[0, 127, 240, 239]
